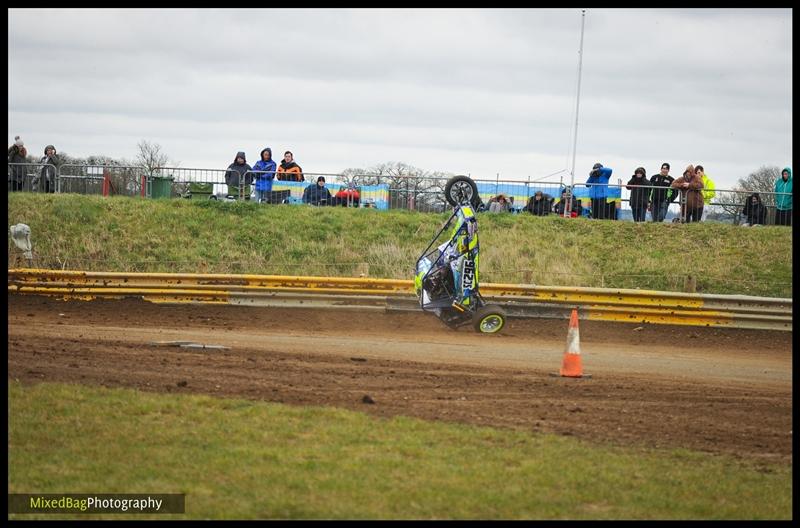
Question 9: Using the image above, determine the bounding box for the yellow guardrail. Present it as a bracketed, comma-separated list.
[7, 269, 792, 331]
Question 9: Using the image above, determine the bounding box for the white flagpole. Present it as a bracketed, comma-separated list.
[567, 9, 586, 215]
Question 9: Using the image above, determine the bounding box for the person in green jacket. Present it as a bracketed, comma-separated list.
[774, 167, 792, 226]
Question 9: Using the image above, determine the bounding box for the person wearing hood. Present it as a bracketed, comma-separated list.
[8, 136, 28, 191]
[276, 151, 304, 182]
[586, 162, 613, 219]
[224, 151, 253, 199]
[740, 192, 767, 227]
[774, 167, 792, 226]
[39, 145, 60, 193]
[252, 147, 277, 203]
[670, 164, 704, 223]
[626, 167, 650, 222]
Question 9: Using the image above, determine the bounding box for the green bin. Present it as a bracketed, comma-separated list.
[151, 176, 174, 199]
[189, 182, 214, 199]
[226, 184, 252, 200]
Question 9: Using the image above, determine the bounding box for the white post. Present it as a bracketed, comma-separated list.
[567, 9, 586, 215]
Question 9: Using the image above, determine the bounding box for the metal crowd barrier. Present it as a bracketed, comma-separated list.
[7, 162, 793, 225]
[7, 163, 57, 193]
[7, 269, 792, 331]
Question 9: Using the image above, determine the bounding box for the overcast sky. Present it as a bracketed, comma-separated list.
[8, 8, 793, 189]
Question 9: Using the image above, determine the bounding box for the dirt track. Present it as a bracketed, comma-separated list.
[7, 294, 793, 463]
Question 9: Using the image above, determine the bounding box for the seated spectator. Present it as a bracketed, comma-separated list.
[224, 151, 253, 199]
[554, 188, 582, 217]
[523, 191, 553, 216]
[488, 193, 511, 213]
[334, 182, 360, 207]
[741, 192, 767, 226]
[303, 176, 333, 206]
[277, 151, 304, 182]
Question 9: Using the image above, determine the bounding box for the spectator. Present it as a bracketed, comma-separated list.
[334, 182, 360, 207]
[488, 193, 511, 213]
[523, 191, 553, 216]
[626, 167, 650, 222]
[303, 175, 332, 206]
[695, 165, 715, 221]
[38, 144, 60, 193]
[586, 162, 613, 219]
[8, 136, 28, 192]
[277, 151, 304, 182]
[740, 192, 767, 227]
[224, 151, 253, 199]
[649, 162, 675, 222]
[554, 188, 582, 217]
[252, 147, 277, 203]
[670, 164, 704, 223]
[774, 167, 792, 226]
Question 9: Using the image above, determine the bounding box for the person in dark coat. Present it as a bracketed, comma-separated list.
[224, 151, 253, 199]
[302, 176, 333, 206]
[8, 136, 28, 191]
[39, 145, 60, 193]
[649, 162, 675, 222]
[523, 191, 553, 216]
[741, 192, 767, 226]
[626, 167, 650, 222]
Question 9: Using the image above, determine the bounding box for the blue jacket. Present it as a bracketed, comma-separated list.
[774, 167, 792, 211]
[586, 167, 613, 199]
[252, 148, 277, 192]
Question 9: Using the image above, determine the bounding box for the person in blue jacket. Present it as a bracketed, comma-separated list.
[586, 162, 613, 219]
[774, 167, 792, 226]
[252, 147, 277, 203]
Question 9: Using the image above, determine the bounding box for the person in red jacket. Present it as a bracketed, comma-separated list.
[334, 182, 360, 207]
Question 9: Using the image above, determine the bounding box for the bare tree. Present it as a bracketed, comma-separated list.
[715, 166, 782, 224]
[135, 140, 171, 176]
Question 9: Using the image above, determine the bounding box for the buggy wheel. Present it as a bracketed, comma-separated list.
[472, 305, 506, 334]
[444, 175, 479, 208]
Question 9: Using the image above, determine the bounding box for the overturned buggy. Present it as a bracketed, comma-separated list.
[414, 175, 507, 334]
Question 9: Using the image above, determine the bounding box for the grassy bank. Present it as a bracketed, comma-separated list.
[7, 193, 792, 297]
[8, 382, 792, 520]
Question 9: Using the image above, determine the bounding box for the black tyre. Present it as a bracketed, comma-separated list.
[472, 305, 506, 334]
[444, 175, 479, 208]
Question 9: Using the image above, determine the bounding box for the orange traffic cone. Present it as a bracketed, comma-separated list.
[552, 309, 591, 378]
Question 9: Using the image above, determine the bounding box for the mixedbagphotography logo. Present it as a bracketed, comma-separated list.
[8, 494, 185, 514]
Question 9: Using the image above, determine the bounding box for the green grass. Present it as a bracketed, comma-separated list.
[7, 193, 792, 297]
[8, 382, 792, 520]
